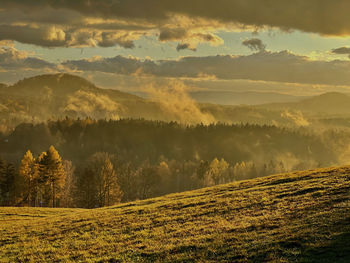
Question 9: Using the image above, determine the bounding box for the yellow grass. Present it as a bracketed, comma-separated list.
[1, 166, 350, 262]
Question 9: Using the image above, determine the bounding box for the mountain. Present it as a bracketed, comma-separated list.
[1, 165, 349, 262]
[0, 73, 297, 128]
[260, 92, 350, 116]
[5, 73, 142, 102]
[1, 74, 350, 129]
[0, 73, 162, 123]
[189, 90, 307, 105]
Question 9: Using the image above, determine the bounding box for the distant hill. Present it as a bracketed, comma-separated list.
[0, 74, 161, 123]
[1, 165, 349, 262]
[133, 90, 307, 105]
[2, 73, 350, 129]
[260, 92, 350, 116]
[189, 90, 307, 105]
[7, 73, 142, 102]
[0, 73, 300, 127]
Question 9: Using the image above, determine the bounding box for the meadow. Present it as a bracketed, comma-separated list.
[1, 166, 350, 262]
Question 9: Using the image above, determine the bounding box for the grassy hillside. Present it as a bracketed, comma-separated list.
[1, 166, 350, 262]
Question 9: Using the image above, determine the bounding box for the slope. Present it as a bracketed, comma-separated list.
[259, 92, 350, 117]
[0, 73, 149, 121]
[189, 91, 307, 105]
[1, 166, 350, 262]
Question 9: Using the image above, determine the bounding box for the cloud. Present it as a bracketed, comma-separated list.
[144, 80, 216, 125]
[332, 47, 350, 54]
[0, 40, 14, 47]
[63, 51, 350, 86]
[242, 38, 266, 52]
[0, 47, 55, 70]
[3, 0, 350, 48]
[62, 55, 156, 75]
[4, 46, 350, 94]
[281, 110, 309, 127]
[159, 28, 188, 41]
[176, 43, 197, 52]
[332, 47, 350, 58]
[159, 26, 223, 50]
[63, 90, 123, 120]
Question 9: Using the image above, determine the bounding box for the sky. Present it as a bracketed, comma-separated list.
[1, 0, 350, 96]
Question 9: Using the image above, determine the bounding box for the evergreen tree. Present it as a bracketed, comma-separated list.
[0, 158, 16, 206]
[75, 166, 97, 208]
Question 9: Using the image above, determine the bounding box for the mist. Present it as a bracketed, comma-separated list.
[144, 80, 216, 125]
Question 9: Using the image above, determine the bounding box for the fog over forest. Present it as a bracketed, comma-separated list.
[2, 75, 350, 207]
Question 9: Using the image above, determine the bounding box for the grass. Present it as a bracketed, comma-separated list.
[1, 166, 350, 262]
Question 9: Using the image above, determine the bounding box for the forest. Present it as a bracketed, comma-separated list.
[0, 118, 347, 208]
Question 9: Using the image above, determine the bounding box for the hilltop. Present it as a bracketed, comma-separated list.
[0, 74, 148, 121]
[1, 166, 350, 262]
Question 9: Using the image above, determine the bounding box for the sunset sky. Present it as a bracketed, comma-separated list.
[2, 0, 350, 95]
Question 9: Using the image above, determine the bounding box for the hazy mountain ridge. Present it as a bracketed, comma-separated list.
[259, 92, 350, 116]
[2, 74, 350, 130]
[0, 74, 289, 127]
[189, 90, 308, 105]
[133, 90, 308, 105]
[0, 74, 160, 123]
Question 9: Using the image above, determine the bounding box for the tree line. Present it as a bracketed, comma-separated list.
[0, 118, 340, 207]
[1, 146, 296, 208]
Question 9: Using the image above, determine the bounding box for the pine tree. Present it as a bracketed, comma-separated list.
[37, 151, 48, 207]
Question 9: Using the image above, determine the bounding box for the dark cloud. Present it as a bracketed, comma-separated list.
[0, 25, 66, 48]
[242, 38, 266, 52]
[176, 43, 197, 52]
[332, 47, 350, 55]
[62, 51, 350, 86]
[159, 28, 188, 41]
[4, 45, 350, 88]
[2, 0, 350, 47]
[2, 0, 350, 34]
[98, 32, 136, 48]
